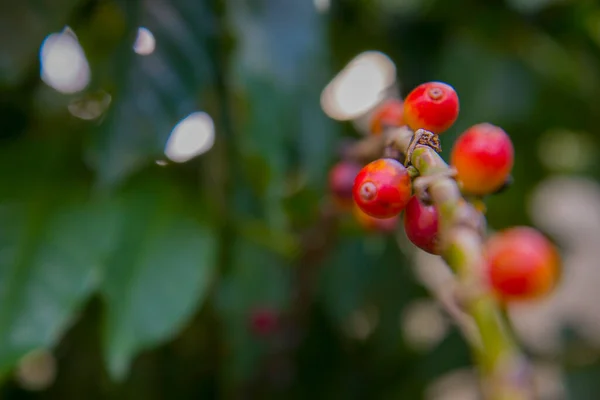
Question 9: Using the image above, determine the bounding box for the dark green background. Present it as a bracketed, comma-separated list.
[0, 0, 599, 398]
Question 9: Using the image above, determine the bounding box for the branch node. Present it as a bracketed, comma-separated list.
[407, 165, 420, 179]
[404, 128, 442, 167]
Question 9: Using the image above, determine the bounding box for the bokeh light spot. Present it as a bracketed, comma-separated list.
[344, 305, 379, 340]
[314, 0, 330, 13]
[321, 51, 396, 121]
[165, 112, 215, 163]
[538, 129, 596, 173]
[16, 349, 56, 392]
[39, 27, 90, 94]
[401, 299, 448, 351]
[133, 27, 156, 55]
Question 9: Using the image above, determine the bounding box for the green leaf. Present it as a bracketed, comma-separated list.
[86, 0, 215, 187]
[100, 178, 217, 380]
[0, 197, 117, 371]
[0, 0, 83, 86]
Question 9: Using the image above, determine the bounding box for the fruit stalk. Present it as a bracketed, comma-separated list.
[386, 126, 534, 400]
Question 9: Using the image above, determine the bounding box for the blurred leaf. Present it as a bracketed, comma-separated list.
[228, 0, 337, 229]
[515, 30, 599, 98]
[0, 138, 73, 200]
[86, 0, 215, 187]
[295, 306, 345, 398]
[564, 361, 600, 400]
[218, 240, 290, 317]
[506, 0, 566, 14]
[0, 0, 83, 86]
[436, 32, 536, 139]
[365, 239, 417, 356]
[216, 239, 290, 384]
[101, 178, 217, 380]
[318, 236, 386, 325]
[238, 218, 300, 259]
[0, 197, 117, 371]
[318, 234, 420, 359]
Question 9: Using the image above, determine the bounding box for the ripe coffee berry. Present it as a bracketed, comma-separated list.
[485, 227, 560, 302]
[403, 81, 459, 134]
[329, 160, 363, 209]
[450, 123, 514, 195]
[403, 196, 440, 254]
[370, 98, 405, 135]
[353, 203, 399, 233]
[353, 158, 412, 219]
[249, 307, 279, 337]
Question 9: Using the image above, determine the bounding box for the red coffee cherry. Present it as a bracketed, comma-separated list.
[352, 158, 412, 219]
[329, 160, 363, 209]
[403, 81, 459, 134]
[249, 307, 279, 337]
[450, 123, 514, 196]
[485, 227, 560, 302]
[353, 203, 399, 233]
[403, 196, 440, 254]
[370, 98, 405, 135]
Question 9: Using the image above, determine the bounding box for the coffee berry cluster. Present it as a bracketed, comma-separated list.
[328, 81, 560, 303]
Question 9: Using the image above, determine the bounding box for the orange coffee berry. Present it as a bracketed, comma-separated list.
[352, 158, 412, 219]
[370, 98, 405, 135]
[451, 123, 514, 195]
[403, 81, 459, 134]
[485, 227, 560, 302]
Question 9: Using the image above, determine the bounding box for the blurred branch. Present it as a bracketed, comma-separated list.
[289, 201, 340, 327]
[352, 126, 534, 400]
[245, 201, 340, 396]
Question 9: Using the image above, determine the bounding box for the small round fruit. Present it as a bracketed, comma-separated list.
[353, 158, 412, 218]
[485, 227, 560, 302]
[353, 203, 399, 233]
[329, 160, 363, 209]
[451, 123, 514, 195]
[249, 307, 279, 337]
[370, 98, 405, 135]
[403, 196, 440, 254]
[403, 81, 459, 134]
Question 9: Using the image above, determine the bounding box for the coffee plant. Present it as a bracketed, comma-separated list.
[332, 82, 560, 399]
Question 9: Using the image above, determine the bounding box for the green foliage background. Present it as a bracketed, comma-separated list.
[1, 0, 600, 398]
